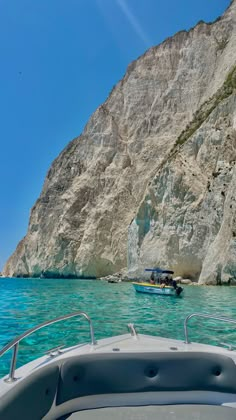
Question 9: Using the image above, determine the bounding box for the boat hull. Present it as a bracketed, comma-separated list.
[132, 282, 177, 296]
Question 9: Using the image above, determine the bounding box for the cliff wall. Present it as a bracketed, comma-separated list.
[3, 1, 236, 283]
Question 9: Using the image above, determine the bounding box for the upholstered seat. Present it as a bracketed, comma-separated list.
[64, 404, 236, 420]
[57, 351, 236, 404]
[1, 352, 236, 420]
[0, 364, 59, 420]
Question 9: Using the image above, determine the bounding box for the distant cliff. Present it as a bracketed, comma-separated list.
[3, 1, 236, 284]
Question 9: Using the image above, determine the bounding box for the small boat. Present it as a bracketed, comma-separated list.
[1, 312, 236, 419]
[132, 282, 179, 295]
[132, 268, 184, 296]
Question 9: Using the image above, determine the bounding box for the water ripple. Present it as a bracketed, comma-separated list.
[1, 278, 236, 377]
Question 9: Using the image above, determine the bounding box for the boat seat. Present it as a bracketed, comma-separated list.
[56, 351, 236, 404]
[47, 351, 236, 419]
[0, 364, 59, 420]
[1, 352, 236, 420]
[62, 404, 236, 420]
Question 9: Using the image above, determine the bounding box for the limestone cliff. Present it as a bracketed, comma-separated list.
[3, 1, 236, 283]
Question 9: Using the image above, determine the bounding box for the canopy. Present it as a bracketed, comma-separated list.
[145, 268, 174, 274]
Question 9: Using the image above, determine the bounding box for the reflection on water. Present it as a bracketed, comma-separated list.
[1, 277, 236, 377]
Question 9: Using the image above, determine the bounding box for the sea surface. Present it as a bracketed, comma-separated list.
[1, 277, 236, 378]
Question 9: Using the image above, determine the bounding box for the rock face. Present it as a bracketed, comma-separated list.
[3, 1, 236, 283]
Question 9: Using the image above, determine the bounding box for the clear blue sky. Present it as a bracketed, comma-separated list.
[0, 0, 231, 271]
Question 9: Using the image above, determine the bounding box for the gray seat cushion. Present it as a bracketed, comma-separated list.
[64, 405, 236, 420]
[2, 351, 236, 420]
[56, 352, 236, 404]
[45, 391, 236, 420]
[0, 364, 59, 420]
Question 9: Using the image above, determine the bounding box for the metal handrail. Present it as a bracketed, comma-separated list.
[0, 311, 96, 383]
[127, 323, 138, 338]
[184, 313, 236, 344]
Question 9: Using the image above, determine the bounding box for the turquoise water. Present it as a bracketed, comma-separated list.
[1, 277, 236, 378]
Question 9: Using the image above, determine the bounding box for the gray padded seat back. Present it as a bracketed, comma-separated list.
[57, 352, 236, 404]
[0, 364, 59, 420]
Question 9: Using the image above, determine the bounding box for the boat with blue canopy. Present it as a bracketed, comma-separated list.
[132, 268, 183, 296]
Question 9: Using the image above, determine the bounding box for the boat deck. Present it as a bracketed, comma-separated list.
[1, 332, 236, 400]
[1, 316, 236, 420]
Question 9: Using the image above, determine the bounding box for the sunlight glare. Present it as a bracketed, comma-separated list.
[116, 0, 152, 47]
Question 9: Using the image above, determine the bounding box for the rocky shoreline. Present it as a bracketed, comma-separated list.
[99, 272, 235, 286]
[0, 272, 235, 285]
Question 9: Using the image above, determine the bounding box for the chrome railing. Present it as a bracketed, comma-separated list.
[0, 311, 96, 383]
[184, 313, 236, 344]
[127, 323, 138, 338]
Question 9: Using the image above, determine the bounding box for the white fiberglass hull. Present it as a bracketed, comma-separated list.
[132, 282, 178, 295]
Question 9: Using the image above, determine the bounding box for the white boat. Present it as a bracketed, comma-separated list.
[132, 267, 184, 296]
[1, 312, 236, 419]
[132, 281, 181, 295]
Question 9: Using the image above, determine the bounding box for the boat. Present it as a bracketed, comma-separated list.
[1, 312, 236, 419]
[132, 268, 184, 296]
[132, 282, 179, 295]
